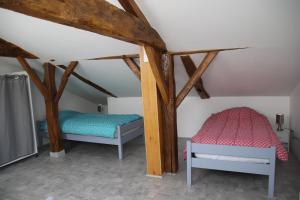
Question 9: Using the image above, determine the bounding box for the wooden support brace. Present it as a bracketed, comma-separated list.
[56, 65, 117, 98]
[16, 57, 49, 98]
[122, 56, 141, 80]
[55, 61, 78, 103]
[176, 52, 218, 108]
[180, 55, 210, 99]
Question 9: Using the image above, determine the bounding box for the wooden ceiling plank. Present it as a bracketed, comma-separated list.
[180, 55, 210, 99]
[55, 61, 78, 103]
[169, 47, 247, 56]
[122, 56, 141, 80]
[0, 0, 166, 51]
[0, 38, 38, 59]
[176, 52, 218, 107]
[56, 65, 117, 98]
[86, 54, 139, 61]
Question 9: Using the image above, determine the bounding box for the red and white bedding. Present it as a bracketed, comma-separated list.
[188, 107, 288, 161]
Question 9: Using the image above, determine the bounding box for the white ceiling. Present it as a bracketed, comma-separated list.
[0, 0, 300, 103]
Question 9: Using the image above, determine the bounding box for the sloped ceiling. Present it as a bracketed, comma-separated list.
[0, 0, 300, 104]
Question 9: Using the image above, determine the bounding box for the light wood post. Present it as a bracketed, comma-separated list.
[140, 47, 164, 176]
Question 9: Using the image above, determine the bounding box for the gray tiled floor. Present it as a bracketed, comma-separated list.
[0, 137, 300, 200]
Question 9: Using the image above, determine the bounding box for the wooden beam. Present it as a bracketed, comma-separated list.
[57, 65, 117, 98]
[86, 54, 139, 61]
[144, 46, 169, 105]
[122, 56, 141, 80]
[43, 63, 64, 152]
[55, 61, 78, 103]
[169, 47, 248, 56]
[118, 0, 150, 26]
[16, 57, 49, 98]
[0, 0, 166, 51]
[176, 52, 218, 107]
[17, 58, 64, 153]
[180, 55, 210, 99]
[1, 38, 38, 59]
[163, 54, 178, 173]
[140, 47, 164, 176]
[84, 47, 247, 61]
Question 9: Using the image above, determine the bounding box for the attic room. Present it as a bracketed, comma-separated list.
[0, 0, 299, 199]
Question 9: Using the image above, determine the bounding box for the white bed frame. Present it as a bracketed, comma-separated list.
[186, 141, 276, 199]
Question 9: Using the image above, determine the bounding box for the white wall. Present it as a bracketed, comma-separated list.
[108, 96, 290, 138]
[0, 68, 97, 121]
[290, 81, 300, 160]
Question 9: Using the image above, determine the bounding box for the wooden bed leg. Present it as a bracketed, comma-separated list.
[187, 140, 192, 187]
[117, 126, 123, 160]
[268, 147, 276, 199]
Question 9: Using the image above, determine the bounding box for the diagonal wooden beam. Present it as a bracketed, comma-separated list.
[119, 0, 169, 104]
[118, 0, 150, 26]
[180, 55, 210, 99]
[122, 56, 141, 80]
[57, 65, 117, 98]
[55, 61, 78, 103]
[1, 38, 38, 59]
[16, 57, 49, 98]
[176, 52, 218, 108]
[144, 46, 169, 104]
[0, 0, 166, 51]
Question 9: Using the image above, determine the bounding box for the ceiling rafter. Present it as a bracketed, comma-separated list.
[56, 65, 117, 98]
[0, 37, 38, 59]
[84, 47, 247, 61]
[0, 0, 166, 51]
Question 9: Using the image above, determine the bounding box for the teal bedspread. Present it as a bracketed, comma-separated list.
[39, 110, 142, 138]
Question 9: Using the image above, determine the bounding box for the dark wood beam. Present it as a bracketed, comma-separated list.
[17, 57, 66, 153]
[176, 52, 218, 108]
[118, 0, 150, 26]
[84, 47, 247, 61]
[55, 61, 78, 103]
[86, 54, 139, 61]
[57, 65, 117, 98]
[169, 47, 248, 56]
[122, 56, 141, 80]
[0, 0, 166, 51]
[180, 55, 210, 99]
[16, 57, 48, 98]
[0, 38, 38, 59]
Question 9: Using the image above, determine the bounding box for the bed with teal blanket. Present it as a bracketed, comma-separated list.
[38, 110, 144, 159]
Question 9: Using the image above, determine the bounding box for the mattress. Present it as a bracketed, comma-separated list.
[194, 153, 269, 164]
[189, 107, 288, 161]
[39, 110, 142, 138]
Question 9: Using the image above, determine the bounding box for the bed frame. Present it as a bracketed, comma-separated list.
[39, 119, 144, 160]
[186, 141, 276, 199]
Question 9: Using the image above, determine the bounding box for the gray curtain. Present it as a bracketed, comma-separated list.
[0, 75, 34, 166]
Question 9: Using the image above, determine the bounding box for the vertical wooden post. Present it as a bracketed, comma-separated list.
[44, 63, 64, 152]
[165, 55, 178, 173]
[140, 47, 164, 176]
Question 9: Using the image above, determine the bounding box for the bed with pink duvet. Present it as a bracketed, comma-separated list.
[186, 107, 288, 199]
